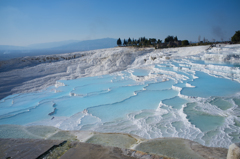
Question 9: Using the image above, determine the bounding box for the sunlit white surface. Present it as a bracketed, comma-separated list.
[1, 44, 240, 148]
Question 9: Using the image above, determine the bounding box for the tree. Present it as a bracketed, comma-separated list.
[147, 40, 151, 46]
[141, 37, 146, 42]
[198, 35, 201, 42]
[157, 39, 162, 44]
[165, 36, 174, 43]
[142, 39, 150, 47]
[128, 37, 132, 44]
[231, 30, 240, 43]
[150, 38, 156, 44]
[203, 37, 206, 43]
[133, 39, 138, 46]
[117, 38, 122, 46]
[123, 39, 127, 46]
[174, 36, 178, 41]
[182, 40, 189, 46]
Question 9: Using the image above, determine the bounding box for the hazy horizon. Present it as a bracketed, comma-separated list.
[0, 38, 118, 61]
[0, 37, 116, 47]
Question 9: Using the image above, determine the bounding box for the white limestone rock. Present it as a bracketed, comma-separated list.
[227, 143, 240, 159]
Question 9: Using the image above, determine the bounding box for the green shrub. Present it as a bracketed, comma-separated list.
[231, 30, 240, 43]
[182, 40, 189, 46]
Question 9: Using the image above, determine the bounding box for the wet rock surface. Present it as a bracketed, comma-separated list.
[190, 140, 228, 159]
[85, 133, 138, 149]
[0, 138, 64, 159]
[135, 138, 228, 159]
[60, 142, 169, 159]
[0, 138, 170, 159]
[0, 125, 229, 159]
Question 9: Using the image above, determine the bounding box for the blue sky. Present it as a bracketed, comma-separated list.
[0, 0, 240, 46]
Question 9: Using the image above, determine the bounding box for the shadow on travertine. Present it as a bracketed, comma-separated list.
[0, 125, 231, 159]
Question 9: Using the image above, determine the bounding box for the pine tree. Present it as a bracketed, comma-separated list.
[165, 36, 174, 43]
[174, 36, 178, 41]
[128, 38, 132, 44]
[231, 30, 240, 43]
[123, 39, 127, 46]
[157, 39, 162, 44]
[117, 38, 122, 46]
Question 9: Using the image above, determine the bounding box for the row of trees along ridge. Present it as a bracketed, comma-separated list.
[117, 30, 240, 49]
[117, 36, 189, 49]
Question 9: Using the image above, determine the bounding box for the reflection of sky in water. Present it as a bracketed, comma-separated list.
[0, 59, 240, 148]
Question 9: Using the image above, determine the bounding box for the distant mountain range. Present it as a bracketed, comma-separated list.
[49, 38, 118, 51]
[0, 38, 117, 61]
[27, 40, 81, 49]
[0, 45, 27, 50]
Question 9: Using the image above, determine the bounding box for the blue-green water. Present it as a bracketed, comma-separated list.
[0, 59, 240, 148]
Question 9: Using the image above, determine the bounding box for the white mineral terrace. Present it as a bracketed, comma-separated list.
[0, 44, 240, 148]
